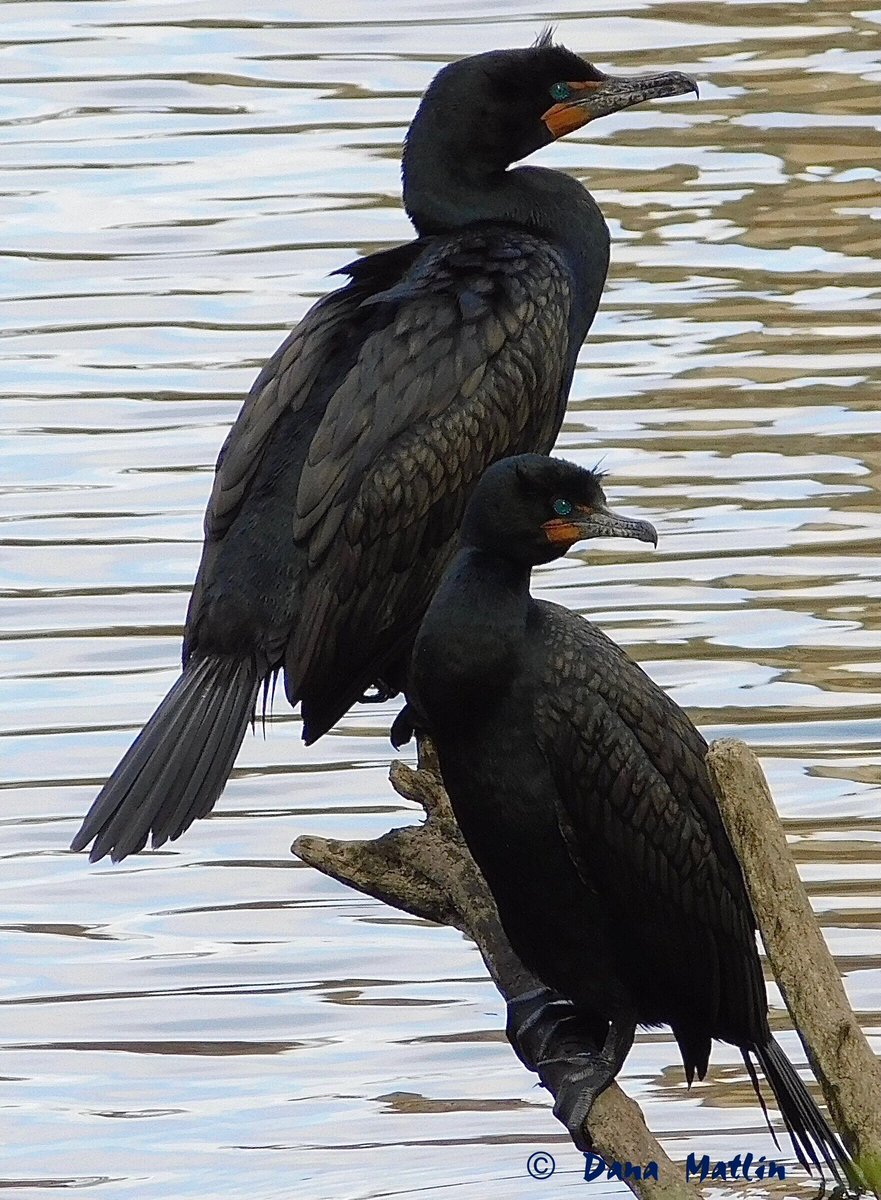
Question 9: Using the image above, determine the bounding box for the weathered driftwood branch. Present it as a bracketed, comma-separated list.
[709, 737, 881, 1195]
[293, 735, 878, 1198]
[293, 738, 700, 1200]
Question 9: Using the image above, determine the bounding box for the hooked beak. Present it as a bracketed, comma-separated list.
[542, 69, 699, 139]
[543, 504, 658, 549]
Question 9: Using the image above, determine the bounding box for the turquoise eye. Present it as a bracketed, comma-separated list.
[550, 81, 571, 103]
[553, 498, 573, 517]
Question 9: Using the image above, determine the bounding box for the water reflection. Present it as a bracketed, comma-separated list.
[2, 2, 881, 1197]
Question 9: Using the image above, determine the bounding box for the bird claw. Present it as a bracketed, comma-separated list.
[507, 994, 636, 1150]
[549, 1056, 619, 1147]
[543, 1015, 636, 1149]
[538, 1050, 621, 1151]
[390, 703, 416, 749]
[390, 702, 433, 750]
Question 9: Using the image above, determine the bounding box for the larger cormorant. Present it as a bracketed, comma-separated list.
[406, 454, 858, 1186]
[71, 38, 696, 862]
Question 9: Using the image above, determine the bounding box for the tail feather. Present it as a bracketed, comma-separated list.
[747, 1037, 860, 1191]
[71, 655, 260, 863]
[154, 665, 258, 841]
[91, 660, 230, 861]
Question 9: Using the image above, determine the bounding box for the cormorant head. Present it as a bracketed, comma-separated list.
[461, 454, 657, 566]
[402, 34, 697, 231]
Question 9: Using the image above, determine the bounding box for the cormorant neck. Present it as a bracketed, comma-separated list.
[459, 544, 533, 596]
[411, 546, 531, 727]
[432, 546, 532, 645]
[403, 143, 606, 265]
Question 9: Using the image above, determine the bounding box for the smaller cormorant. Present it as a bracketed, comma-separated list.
[405, 454, 858, 1187]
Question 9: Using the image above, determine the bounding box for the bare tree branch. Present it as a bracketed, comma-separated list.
[708, 737, 881, 1195]
[293, 736, 877, 1197]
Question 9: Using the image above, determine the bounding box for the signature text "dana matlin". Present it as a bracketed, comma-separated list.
[686, 1152, 785, 1182]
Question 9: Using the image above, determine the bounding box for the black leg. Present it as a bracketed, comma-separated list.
[506, 986, 585, 1072]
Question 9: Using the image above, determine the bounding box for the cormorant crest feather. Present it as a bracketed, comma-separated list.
[533, 26, 557, 50]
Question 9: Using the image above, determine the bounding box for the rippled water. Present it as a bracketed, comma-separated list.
[3, 2, 881, 1197]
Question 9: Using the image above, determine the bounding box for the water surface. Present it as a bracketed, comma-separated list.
[3, 2, 881, 1196]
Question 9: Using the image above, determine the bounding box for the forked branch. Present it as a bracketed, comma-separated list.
[294, 737, 881, 1198]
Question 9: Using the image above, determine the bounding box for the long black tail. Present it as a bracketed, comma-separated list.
[747, 1037, 861, 1191]
[71, 655, 260, 863]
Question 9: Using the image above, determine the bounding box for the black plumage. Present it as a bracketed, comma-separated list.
[407, 454, 858, 1187]
[71, 38, 696, 862]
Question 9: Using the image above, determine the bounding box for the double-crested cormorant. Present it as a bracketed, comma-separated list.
[406, 454, 857, 1186]
[71, 37, 697, 862]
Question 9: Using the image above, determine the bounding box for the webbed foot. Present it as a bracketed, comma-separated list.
[537, 1015, 636, 1150]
